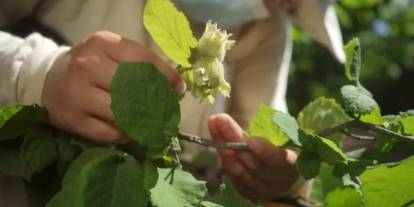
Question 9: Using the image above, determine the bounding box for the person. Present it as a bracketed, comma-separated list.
[0, 0, 345, 206]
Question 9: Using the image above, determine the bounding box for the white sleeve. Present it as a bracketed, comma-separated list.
[0, 32, 69, 106]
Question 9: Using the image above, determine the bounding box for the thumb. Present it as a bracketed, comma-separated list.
[208, 114, 244, 142]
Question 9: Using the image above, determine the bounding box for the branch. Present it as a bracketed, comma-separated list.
[342, 129, 375, 141]
[317, 121, 359, 137]
[178, 132, 248, 150]
[178, 120, 414, 150]
[317, 121, 414, 145]
[368, 124, 414, 145]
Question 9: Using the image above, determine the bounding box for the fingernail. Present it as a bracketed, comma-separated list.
[175, 81, 186, 95]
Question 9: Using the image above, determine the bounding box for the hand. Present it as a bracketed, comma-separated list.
[263, 0, 301, 14]
[208, 114, 299, 202]
[42, 31, 185, 144]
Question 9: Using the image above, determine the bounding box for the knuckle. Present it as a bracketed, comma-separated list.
[84, 31, 115, 46]
[85, 33, 106, 46]
[131, 49, 156, 62]
[68, 56, 88, 73]
[68, 55, 98, 78]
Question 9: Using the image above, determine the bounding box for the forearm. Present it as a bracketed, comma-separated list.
[0, 31, 69, 105]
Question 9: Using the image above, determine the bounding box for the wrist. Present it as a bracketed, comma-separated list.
[41, 46, 71, 107]
[15, 33, 70, 105]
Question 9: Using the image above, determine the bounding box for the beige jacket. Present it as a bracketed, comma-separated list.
[0, 0, 344, 133]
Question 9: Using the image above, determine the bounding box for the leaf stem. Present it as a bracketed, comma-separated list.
[178, 132, 248, 150]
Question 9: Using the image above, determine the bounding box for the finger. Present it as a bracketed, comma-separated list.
[258, 168, 299, 189]
[87, 32, 185, 94]
[208, 115, 226, 141]
[221, 150, 295, 201]
[238, 151, 262, 173]
[220, 153, 267, 191]
[214, 114, 245, 142]
[247, 138, 293, 167]
[81, 87, 115, 123]
[210, 114, 244, 156]
[75, 116, 127, 143]
[238, 149, 296, 185]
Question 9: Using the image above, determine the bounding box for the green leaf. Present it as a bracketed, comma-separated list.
[0, 105, 48, 141]
[21, 126, 58, 180]
[56, 133, 82, 163]
[359, 106, 383, 125]
[324, 187, 362, 207]
[341, 85, 378, 115]
[273, 111, 300, 146]
[343, 38, 361, 83]
[25, 164, 62, 207]
[247, 105, 288, 146]
[401, 110, 414, 116]
[361, 155, 414, 207]
[297, 151, 321, 180]
[297, 97, 351, 143]
[147, 144, 171, 159]
[0, 105, 24, 127]
[144, 0, 197, 67]
[150, 167, 208, 207]
[317, 137, 347, 165]
[299, 131, 347, 166]
[70, 135, 105, 150]
[202, 177, 258, 207]
[143, 160, 158, 191]
[55, 132, 83, 175]
[111, 62, 181, 148]
[401, 116, 414, 136]
[382, 115, 402, 132]
[170, 136, 182, 152]
[342, 0, 380, 9]
[0, 139, 26, 178]
[47, 148, 147, 207]
[310, 164, 343, 204]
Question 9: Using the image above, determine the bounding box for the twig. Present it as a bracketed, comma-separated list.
[178, 120, 414, 150]
[368, 124, 414, 144]
[341, 129, 375, 141]
[318, 121, 414, 145]
[317, 121, 359, 137]
[178, 132, 248, 150]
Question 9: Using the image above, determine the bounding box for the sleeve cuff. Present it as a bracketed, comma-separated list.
[14, 33, 70, 105]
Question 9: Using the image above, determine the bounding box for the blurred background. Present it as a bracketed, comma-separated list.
[287, 0, 414, 115]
